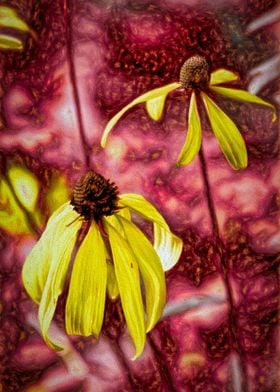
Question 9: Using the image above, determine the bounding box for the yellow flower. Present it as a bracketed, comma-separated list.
[101, 55, 277, 170]
[22, 171, 182, 359]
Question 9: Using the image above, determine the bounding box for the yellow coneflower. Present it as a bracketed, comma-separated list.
[22, 171, 182, 359]
[101, 55, 276, 170]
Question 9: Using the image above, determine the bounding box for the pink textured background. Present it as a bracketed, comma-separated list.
[0, 1, 279, 391]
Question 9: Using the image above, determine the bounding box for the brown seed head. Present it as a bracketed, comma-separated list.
[179, 55, 210, 89]
[71, 171, 119, 221]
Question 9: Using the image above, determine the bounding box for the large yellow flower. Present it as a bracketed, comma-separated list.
[22, 171, 182, 359]
[101, 55, 277, 170]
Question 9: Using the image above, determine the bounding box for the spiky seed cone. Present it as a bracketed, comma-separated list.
[180, 55, 210, 89]
[71, 171, 119, 221]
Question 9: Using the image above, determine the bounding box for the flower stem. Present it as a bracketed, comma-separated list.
[108, 336, 137, 391]
[198, 145, 248, 391]
[65, 0, 91, 170]
[147, 333, 177, 392]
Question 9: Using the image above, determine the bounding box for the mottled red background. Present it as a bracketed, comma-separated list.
[0, 0, 279, 391]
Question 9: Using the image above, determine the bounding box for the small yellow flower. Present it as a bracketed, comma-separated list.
[22, 171, 182, 359]
[101, 55, 277, 170]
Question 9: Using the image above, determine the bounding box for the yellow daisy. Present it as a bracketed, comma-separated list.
[22, 171, 182, 359]
[101, 55, 277, 170]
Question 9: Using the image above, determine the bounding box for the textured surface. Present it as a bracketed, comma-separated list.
[0, 0, 279, 391]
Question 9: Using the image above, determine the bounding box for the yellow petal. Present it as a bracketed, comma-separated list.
[0, 34, 23, 50]
[105, 209, 129, 300]
[210, 86, 277, 122]
[119, 194, 169, 230]
[0, 6, 31, 33]
[37, 208, 82, 350]
[119, 193, 182, 271]
[146, 95, 167, 121]
[106, 263, 119, 300]
[201, 92, 248, 170]
[104, 218, 145, 360]
[210, 69, 239, 85]
[177, 92, 202, 166]
[116, 206, 131, 220]
[66, 222, 107, 337]
[45, 202, 72, 228]
[118, 215, 166, 332]
[8, 166, 39, 212]
[0, 6, 36, 40]
[22, 229, 53, 304]
[101, 83, 180, 147]
[154, 225, 183, 271]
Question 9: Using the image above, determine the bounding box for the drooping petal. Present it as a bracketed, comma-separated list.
[177, 92, 202, 166]
[119, 194, 169, 230]
[146, 95, 167, 121]
[37, 208, 82, 350]
[210, 69, 239, 85]
[201, 92, 248, 170]
[154, 225, 183, 271]
[66, 222, 107, 337]
[210, 86, 277, 122]
[0, 34, 23, 50]
[118, 215, 166, 332]
[105, 209, 130, 300]
[22, 204, 76, 303]
[116, 206, 131, 220]
[101, 83, 180, 147]
[107, 262, 119, 300]
[119, 194, 183, 270]
[22, 228, 53, 304]
[0, 6, 33, 34]
[104, 218, 145, 360]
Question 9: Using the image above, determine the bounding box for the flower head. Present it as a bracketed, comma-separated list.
[101, 55, 277, 170]
[22, 171, 182, 359]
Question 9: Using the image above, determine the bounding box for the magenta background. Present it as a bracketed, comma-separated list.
[0, 1, 279, 391]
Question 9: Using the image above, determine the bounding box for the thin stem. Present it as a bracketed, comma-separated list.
[107, 336, 136, 391]
[65, 0, 91, 170]
[198, 146, 248, 392]
[147, 333, 177, 392]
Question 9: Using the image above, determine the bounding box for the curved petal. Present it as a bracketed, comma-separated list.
[38, 209, 82, 350]
[101, 83, 180, 147]
[104, 218, 145, 360]
[210, 86, 277, 122]
[107, 262, 119, 300]
[177, 92, 202, 166]
[0, 6, 32, 33]
[119, 194, 182, 271]
[116, 206, 131, 220]
[118, 215, 166, 332]
[66, 222, 107, 337]
[0, 34, 23, 50]
[154, 225, 183, 271]
[210, 69, 239, 85]
[22, 204, 76, 304]
[119, 194, 169, 230]
[201, 92, 248, 170]
[22, 228, 53, 304]
[105, 209, 130, 300]
[146, 95, 167, 121]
